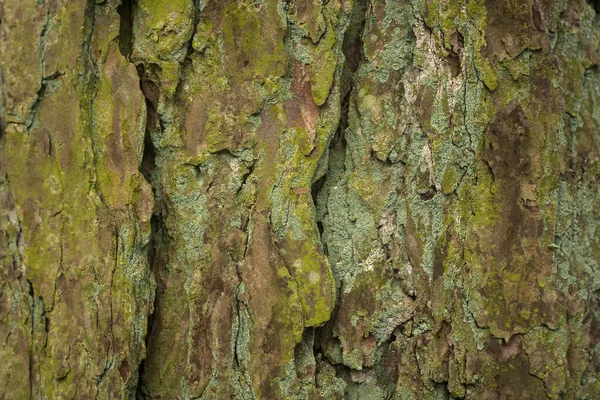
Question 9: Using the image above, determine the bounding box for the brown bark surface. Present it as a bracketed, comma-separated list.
[1, 0, 599, 398]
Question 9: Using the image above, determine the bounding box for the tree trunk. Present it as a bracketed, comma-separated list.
[1, 0, 599, 398]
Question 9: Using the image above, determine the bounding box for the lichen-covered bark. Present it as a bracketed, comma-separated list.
[0, 0, 154, 398]
[0, 0, 599, 399]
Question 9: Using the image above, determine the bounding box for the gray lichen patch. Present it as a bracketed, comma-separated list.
[0, 0, 599, 399]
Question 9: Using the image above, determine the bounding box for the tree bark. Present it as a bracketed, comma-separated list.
[1, 0, 599, 398]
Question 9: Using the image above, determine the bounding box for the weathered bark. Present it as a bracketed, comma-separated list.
[1, 0, 599, 398]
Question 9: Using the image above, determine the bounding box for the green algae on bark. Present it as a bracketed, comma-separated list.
[0, 0, 599, 399]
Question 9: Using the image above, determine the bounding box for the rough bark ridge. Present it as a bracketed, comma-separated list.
[0, 0, 599, 399]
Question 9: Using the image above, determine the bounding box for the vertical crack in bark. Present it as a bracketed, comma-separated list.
[116, 1, 162, 397]
[232, 162, 257, 399]
[26, 279, 35, 400]
[1, 184, 31, 395]
[23, 8, 50, 131]
[116, 0, 133, 59]
[24, 276, 49, 400]
[80, 1, 116, 395]
[79, 0, 106, 209]
[310, 0, 368, 379]
[341, 0, 368, 76]
[0, 63, 5, 139]
[99, 225, 119, 393]
[134, 75, 161, 400]
[185, 0, 201, 61]
[133, 60, 167, 397]
[134, 101, 160, 400]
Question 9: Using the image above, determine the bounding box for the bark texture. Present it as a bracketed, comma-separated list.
[1, 0, 600, 399]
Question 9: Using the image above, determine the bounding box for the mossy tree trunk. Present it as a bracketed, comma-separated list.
[1, 0, 600, 398]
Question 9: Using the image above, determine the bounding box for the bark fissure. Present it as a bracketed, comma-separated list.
[116, 0, 133, 59]
[133, 66, 161, 400]
[26, 279, 35, 400]
[310, 0, 368, 389]
[80, 0, 106, 209]
[1, 0, 600, 398]
[116, 2, 163, 397]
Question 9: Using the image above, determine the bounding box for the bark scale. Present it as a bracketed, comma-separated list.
[0, 0, 599, 399]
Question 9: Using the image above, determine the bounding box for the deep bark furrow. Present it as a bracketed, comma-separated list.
[1, 0, 599, 399]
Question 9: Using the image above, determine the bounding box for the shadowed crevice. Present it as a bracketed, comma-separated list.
[124, 18, 164, 400]
[342, 0, 368, 74]
[116, 4, 161, 394]
[134, 98, 162, 400]
[117, 0, 133, 58]
[311, 0, 367, 388]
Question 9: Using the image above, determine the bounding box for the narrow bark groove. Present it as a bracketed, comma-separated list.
[1, 0, 599, 398]
[116, 0, 133, 59]
[130, 27, 162, 400]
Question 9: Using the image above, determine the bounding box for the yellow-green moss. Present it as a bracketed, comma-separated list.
[221, 2, 287, 84]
